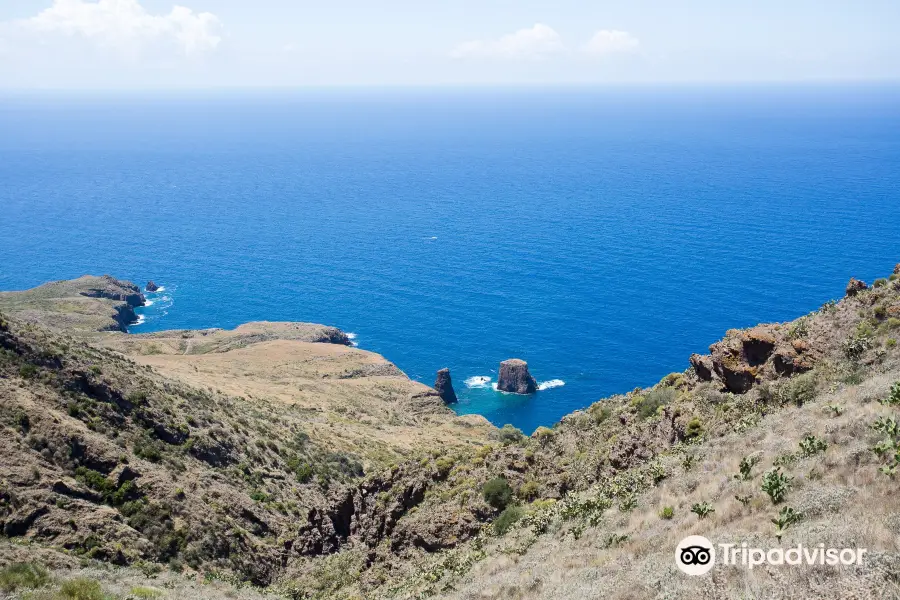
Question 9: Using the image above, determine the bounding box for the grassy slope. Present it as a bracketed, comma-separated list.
[3, 271, 900, 600]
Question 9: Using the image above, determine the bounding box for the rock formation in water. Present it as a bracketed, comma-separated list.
[496, 359, 537, 394]
[146, 281, 160, 292]
[434, 368, 457, 404]
[846, 278, 868, 297]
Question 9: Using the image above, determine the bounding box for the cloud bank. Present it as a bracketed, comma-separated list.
[451, 24, 564, 59]
[19, 0, 221, 55]
[583, 30, 640, 56]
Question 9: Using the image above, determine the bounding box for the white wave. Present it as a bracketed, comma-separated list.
[346, 332, 357, 340]
[144, 299, 154, 307]
[465, 375, 492, 389]
[538, 379, 566, 391]
[129, 315, 146, 329]
[153, 286, 166, 292]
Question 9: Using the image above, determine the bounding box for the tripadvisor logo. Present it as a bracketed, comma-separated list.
[676, 536, 715, 575]
[676, 536, 867, 576]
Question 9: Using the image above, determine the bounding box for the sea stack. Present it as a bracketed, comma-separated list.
[434, 368, 457, 404]
[497, 359, 537, 394]
[146, 281, 159, 292]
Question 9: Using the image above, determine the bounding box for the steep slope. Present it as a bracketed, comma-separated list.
[3, 268, 900, 600]
[277, 268, 900, 599]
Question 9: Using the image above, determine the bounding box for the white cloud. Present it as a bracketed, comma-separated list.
[583, 30, 640, 56]
[451, 24, 564, 60]
[19, 0, 221, 55]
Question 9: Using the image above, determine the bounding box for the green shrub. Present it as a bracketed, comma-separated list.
[497, 424, 525, 445]
[518, 480, 540, 501]
[875, 305, 889, 320]
[0, 562, 50, 592]
[735, 455, 760, 481]
[787, 317, 810, 340]
[887, 339, 897, 348]
[19, 364, 38, 379]
[532, 426, 555, 446]
[772, 506, 802, 541]
[493, 505, 524, 535]
[58, 578, 106, 600]
[588, 404, 613, 425]
[130, 587, 163, 599]
[882, 382, 900, 407]
[482, 477, 513, 510]
[798, 435, 828, 458]
[761, 468, 792, 504]
[659, 506, 674, 520]
[133, 434, 163, 462]
[685, 417, 704, 440]
[690, 502, 714, 519]
[874, 278, 889, 288]
[636, 387, 676, 419]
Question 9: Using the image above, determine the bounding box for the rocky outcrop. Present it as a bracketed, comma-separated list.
[146, 281, 159, 292]
[78, 275, 145, 307]
[434, 368, 457, 404]
[895, 264, 900, 275]
[497, 359, 537, 394]
[692, 325, 816, 393]
[846, 278, 868, 297]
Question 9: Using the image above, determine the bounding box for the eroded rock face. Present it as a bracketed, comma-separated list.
[846, 278, 868, 297]
[692, 324, 816, 394]
[497, 359, 537, 394]
[434, 368, 457, 404]
[146, 281, 159, 292]
[894, 264, 900, 275]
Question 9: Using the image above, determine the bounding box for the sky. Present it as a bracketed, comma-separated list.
[0, 0, 898, 88]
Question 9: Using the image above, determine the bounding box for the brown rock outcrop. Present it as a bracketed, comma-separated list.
[146, 281, 159, 292]
[692, 324, 817, 394]
[496, 359, 537, 394]
[846, 278, 868, 297]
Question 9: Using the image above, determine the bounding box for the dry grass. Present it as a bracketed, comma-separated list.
[438, 368, 900, 600]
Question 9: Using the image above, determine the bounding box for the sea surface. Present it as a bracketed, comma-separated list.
[2, 85, 900, 433]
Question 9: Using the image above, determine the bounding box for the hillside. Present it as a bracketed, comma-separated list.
[2, 268, 900, 599]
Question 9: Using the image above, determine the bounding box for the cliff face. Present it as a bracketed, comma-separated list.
[3, 270, 900, 600]
[0, 275, 146, 333]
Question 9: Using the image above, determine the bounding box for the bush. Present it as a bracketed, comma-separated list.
[690, 502, 714, 519]
[518, 480, 540, 501]
[798, 435, 828, 458]
[497, 424, 525, 445]
[685, 417, 704, 440]
[772, 506, 802, 541]
[875, 305, 889, 320]
[874, 278, 889, 288]
[659, 506, 674, 520]
[133, 434, 163, 462]
[636, 387, 676, 419]
[482, 477, 513, 510]
[735, 455, 760, 481]
[883, 382, 900, 407]
[19, 364, 38, 379]
[493, 505, 524, 535]
[58, 578, 106, 600]
[0, 562, 50, 592]
[761, 468, 792, 504]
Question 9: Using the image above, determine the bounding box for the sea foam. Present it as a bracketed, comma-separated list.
[465, 375, 492, 389]
[538, 379, 566, 391]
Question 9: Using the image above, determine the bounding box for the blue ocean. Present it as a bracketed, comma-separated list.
[2, 86, 899, 433]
